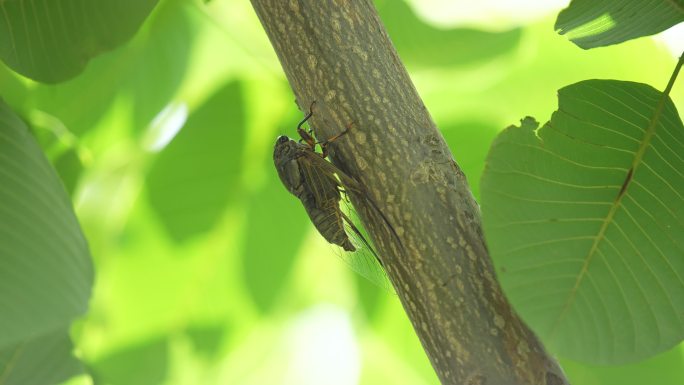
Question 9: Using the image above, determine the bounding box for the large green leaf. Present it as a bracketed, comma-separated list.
[0, 100, 93, 348]
[562, 343, 684, 385]
[146, 80, 245, 242]
[0, 0, 158, 83]
[481, 79, 684, 364]
[0, 329, 83, 385]
[555, 0, 684, 49]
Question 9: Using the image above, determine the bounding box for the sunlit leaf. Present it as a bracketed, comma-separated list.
[185, 323, 226, 360]
[147, 80, 245, 242]
[129, 0, 194, 132]
[243, 171, 307, 312]
[28, 0, 192, 135]
[0, 65, 27, 108]
[0, 100, 93, 348]
[555, 0, 684, 49]
[377, 0, 522, 67]
[481, 80, 684, 364]
[0, 329, 83, 385]
[0, 0, 158, 83]
[27, 115, 83, 197]
[52, 148, 83, 197]
[92, 336, 169, 385]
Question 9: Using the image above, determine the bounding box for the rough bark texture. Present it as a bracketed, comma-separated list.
[250, 1, 570, 384]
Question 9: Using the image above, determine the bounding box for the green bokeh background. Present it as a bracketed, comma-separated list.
[2, 0, 683, 384]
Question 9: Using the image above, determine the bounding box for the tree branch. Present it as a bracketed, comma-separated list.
[250, 1, 569, 384]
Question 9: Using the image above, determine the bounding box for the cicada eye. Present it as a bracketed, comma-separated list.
[276, 135, 289, 145]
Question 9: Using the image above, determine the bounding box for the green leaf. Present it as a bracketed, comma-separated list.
[0, 65, 27, 108]
[243, 170, 308, 313]
[185, 322, 227, 360]
[52, 148, 83, 197]
[0, 0, 158, 83]
[26, 114, 83, 197]
[562, 343, 684, 385]
[481, 80, 684, 364]
[28, 0, 192, 135]
[442, 120, 500, 199]
[128, 0, 193, 132]
[147, 80, 245, 242]
[555, 0, 684, 49]
[92, 336, 169, 385]
[0, 329, 83, 385]
[377, 0, 522, 68]
[0, 100, 93, 348]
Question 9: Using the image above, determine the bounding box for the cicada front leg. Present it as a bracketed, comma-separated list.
[297, 101, 317, 150]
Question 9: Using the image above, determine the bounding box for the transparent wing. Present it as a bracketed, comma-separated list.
[333, 196, 393, 292]
[299, 150, 394, 292]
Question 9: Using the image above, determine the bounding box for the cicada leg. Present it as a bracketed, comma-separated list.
[319, 120, 355, 158]
[297, 101, 317, 150]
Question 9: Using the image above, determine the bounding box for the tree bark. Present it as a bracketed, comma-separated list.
[250, 1, 569, 384]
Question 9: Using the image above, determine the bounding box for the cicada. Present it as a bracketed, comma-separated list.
[273, 103, 391, 287]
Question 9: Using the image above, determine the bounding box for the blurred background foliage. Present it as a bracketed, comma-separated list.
[1, 0, 683, 384]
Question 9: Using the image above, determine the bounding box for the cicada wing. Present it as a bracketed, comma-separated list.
[297, 152, 342, 206]
[334, 197, 393, 292]
[298, 149, 396, 292]
[299, 150, 362, 193]
[300, 150, 406, 257]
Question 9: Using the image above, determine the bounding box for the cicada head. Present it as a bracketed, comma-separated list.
[273, 136, 294, 166]
[273, 135, 304, 196]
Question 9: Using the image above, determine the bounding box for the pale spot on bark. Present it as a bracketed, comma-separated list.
[456, 278, 465, 292]
[458, 235, 467, 247]
[356, 155, 368, 170]
[494, 314, 506, 329]
[355, 130, 367, 144]
[466, 372, 486, 385]
[287, 0, 300, 12]
[395, 226, 404, 237]
[352, 46, 368, 61]
[307, 54, 317, 70]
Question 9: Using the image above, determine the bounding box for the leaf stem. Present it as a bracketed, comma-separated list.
[663, 51, 684, 97]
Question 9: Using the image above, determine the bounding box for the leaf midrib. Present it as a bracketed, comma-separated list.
[550, 55, 684, 336]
